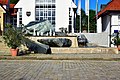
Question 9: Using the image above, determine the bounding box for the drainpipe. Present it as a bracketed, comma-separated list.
[109, 15, 112, 47]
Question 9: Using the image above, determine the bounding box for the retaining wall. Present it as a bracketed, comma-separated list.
[75, 32, 109, 47]
[51, 47, 118, 54]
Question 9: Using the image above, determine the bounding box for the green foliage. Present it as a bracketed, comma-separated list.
[2, 24, 24, 49]
[76, 9, 87, 32]
[89, 10, 97, 33]
[76, 9, 97, 33]
[114, 38, 120, 45]
[10, 0, 19, 4]
[117, 38, 120, 45]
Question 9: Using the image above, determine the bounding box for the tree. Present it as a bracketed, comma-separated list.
[89, 9, 96, 33]
[76, 9, 97, 33]
[10, 0, 19, 4]
[76, 9, 87, 32]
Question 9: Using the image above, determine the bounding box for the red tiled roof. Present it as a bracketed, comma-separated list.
[9, 4, 17, 16]
[0, 0, 8, 5]
[10, 4, 15, 8]
[97, 0, 120, 17]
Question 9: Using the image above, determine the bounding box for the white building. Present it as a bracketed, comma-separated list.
[97, 0, 120, 34]
[97, 0, 120, 47]
[15, 0, 77, 32]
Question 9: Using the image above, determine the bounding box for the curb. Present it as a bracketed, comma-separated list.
[1, 56, 120, 61]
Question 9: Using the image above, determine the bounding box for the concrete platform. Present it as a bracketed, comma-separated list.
[51, 47, 118, 54]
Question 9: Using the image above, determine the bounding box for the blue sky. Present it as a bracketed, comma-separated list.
[76, 0, 111, 11]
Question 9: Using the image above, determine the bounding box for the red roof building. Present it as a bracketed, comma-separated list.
[98, 0, 120, 18]
[0, 0, 8, 5]
[0, 0, 17, 33]
[97, 0, 120, 47]
[9, 4, 17, 16]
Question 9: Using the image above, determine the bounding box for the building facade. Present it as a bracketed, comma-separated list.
[15, 0, 77, 32]
[97, 0, 120, 47]
[0, 0, 17, 35]
[0, 6, 6, 35]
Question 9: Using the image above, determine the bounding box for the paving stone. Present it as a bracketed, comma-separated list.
[0, 60, 120, 80]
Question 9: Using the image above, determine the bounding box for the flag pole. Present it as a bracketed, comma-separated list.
[79, 0, 81, 33]
[77, 0, 81, 33]
[88, 14, 90, 33]
[70, 1, 74, 33]
[86, 0, 89, 33]
[88, 0, 89, 33]
[80, 10, 81, 33]
[96, 0, 98, 32]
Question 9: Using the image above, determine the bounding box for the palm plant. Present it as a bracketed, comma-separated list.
[2, 24, 24, 49]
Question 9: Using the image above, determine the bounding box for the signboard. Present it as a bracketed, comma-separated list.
[26, 11, 31, 17]
[114, 30, 118, 33]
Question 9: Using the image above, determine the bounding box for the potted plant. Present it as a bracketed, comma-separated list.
[116, 38, 120, 50]
[2, 24, 24, 56]
[113, 36, 120, 50]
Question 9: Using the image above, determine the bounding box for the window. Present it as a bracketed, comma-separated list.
[40, 0, 44, 3]
[48, 11, 51, 16]
[48, 0, 51, 3]
[19, 8, 22, 26]
[52, 10, 55, 16]
[69, 8, 72, 32]
[52, 4, 56, 8]
[48, 5, 51, 8]
[40, 17, 43, 21]
[48, 17, 51, 20]
[52, 17, 55, 20]
[35, 0, 56, 25]
[118, 15, 120, 26]
[118, 15, 120, 20]
[52, 0, 55, 3]
[40, 11, 43, 16]
[36, 0, 39, 3]
[36, 11, 39, 16]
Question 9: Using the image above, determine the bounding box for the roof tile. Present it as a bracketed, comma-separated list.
[0, 0, 8, 5]
[98, 0, 120, 17]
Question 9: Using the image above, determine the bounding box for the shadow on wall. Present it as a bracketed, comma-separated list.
[0, 30, 2, 35]
[0, 24, 2, 35]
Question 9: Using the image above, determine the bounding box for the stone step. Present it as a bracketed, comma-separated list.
[0, 39, 10, 51]
[0, 53, 120, 60]
[51, 47, 118, 54]
[0, 46, 9, 49]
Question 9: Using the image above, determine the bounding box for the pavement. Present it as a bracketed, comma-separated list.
[1, 51, 120, 80]
[0, 60, 120, 80]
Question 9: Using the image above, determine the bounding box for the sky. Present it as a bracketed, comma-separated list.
[76, 0, 111, 11]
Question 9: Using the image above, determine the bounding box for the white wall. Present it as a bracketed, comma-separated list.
[15, 0, 35, 26]
[97, 17, 102, 33]
[22, 0, 35, 25]
[102, 15, 110, 33]
[56, 0, 76, 32]
[97, 14, 120, 34]
[75, 33, 109, 47]
[56, 0, 69, 31]
[111, 15, 120, 34]
[15, 0, 76, 32]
